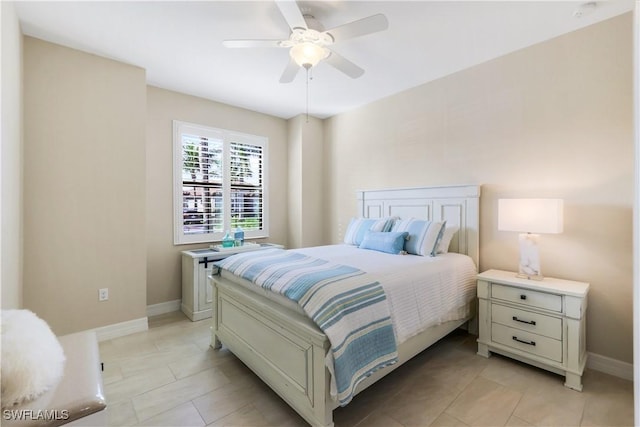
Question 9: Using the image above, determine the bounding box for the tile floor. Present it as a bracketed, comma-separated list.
[100, 311, 633, 427]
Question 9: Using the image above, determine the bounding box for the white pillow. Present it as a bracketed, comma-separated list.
[437, 225, 460, 254]
[1, 309, 66, 408]
[391, 218, 446, 256]
[343, 217, 394, 246]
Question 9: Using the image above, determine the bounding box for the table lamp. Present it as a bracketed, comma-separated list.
[498, 198, 564, 280]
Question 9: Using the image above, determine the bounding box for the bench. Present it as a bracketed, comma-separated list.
[3, 331, 107, 427]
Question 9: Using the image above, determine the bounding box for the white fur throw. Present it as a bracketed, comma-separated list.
[1, 309, 66, 408]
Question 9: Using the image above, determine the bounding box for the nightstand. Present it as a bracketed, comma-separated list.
[181, 243, 284, 321]
[476, 269, 589, 391]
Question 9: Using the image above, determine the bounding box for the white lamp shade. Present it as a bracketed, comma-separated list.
[290, 42, 328, 68]
[498, 199, 564, 234]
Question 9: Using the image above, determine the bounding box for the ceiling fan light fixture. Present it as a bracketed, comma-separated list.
[290, 42, 329, 68]
[223, 1, 388, 82]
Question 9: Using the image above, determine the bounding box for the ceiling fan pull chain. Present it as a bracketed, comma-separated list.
[306, 66, 310, 123]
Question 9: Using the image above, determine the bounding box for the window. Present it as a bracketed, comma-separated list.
[173, 121, 268, 245]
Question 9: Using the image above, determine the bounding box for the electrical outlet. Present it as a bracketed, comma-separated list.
[99, 288, 109, 301]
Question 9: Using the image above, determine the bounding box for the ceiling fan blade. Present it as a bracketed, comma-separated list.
[275, 0, 307, 31]
[279, 57, 300, 83]
[222, 40, 284, 48]
[324, 14, 388, 43]
[325, 50, 364, 79]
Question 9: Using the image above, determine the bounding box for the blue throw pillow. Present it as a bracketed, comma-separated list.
[359, 231, 409, 255]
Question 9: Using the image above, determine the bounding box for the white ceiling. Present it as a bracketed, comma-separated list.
[15, 1, 634, 119]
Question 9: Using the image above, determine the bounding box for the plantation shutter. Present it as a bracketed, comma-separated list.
[229, 141, 264, 232]
[181, 133, 224, 236]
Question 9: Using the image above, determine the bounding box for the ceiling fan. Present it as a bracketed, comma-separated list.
[222, 1, 388, 83]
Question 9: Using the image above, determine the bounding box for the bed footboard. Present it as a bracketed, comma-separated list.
[211, 276, 334, 427]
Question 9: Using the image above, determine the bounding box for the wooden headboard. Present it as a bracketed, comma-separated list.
[357, 185, 481, 268]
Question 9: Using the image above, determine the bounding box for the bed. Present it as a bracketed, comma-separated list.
[210, 184, 481, 427]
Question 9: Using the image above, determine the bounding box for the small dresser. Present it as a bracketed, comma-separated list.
[181, 243, 284, 321]
[476, 269, 589, 390]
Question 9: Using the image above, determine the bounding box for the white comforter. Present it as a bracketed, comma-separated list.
[293, 245, 477, 344]
[222, 244, 477, 345]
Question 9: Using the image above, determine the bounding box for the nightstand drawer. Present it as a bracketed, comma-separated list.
[492, 283, 562, 312]
[492, 304, 562, 340]
[492, 323, 562, 363]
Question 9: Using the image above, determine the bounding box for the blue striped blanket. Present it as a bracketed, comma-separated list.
[215, 249, 398, 406]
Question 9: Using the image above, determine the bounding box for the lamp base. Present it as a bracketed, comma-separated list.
[517, 233, 543, 280]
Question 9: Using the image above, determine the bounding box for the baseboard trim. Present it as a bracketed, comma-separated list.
[147, 299, 181, 317]
[93, 317, 148, 342]
[587, 351, 633, 381]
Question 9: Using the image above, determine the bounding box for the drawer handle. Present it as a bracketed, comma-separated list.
[512, 336, 536, 346]
[512, 316, 536, 326]
[520, 294, 527, 300]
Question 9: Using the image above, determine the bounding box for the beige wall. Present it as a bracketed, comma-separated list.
[324, 14, 634, 363]
[146, 86, 288, 305]
[287, 115, 326, 249]
[300, 117, 326, 247]
[23, 37, 147, 334]
[1, 2, 23, 309]
[634, 6, 639, 419]
[287, 116, 303, 248]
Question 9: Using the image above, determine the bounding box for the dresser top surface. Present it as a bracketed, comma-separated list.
[478, 269, 589, 297]
[182, 243, 284, 259]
